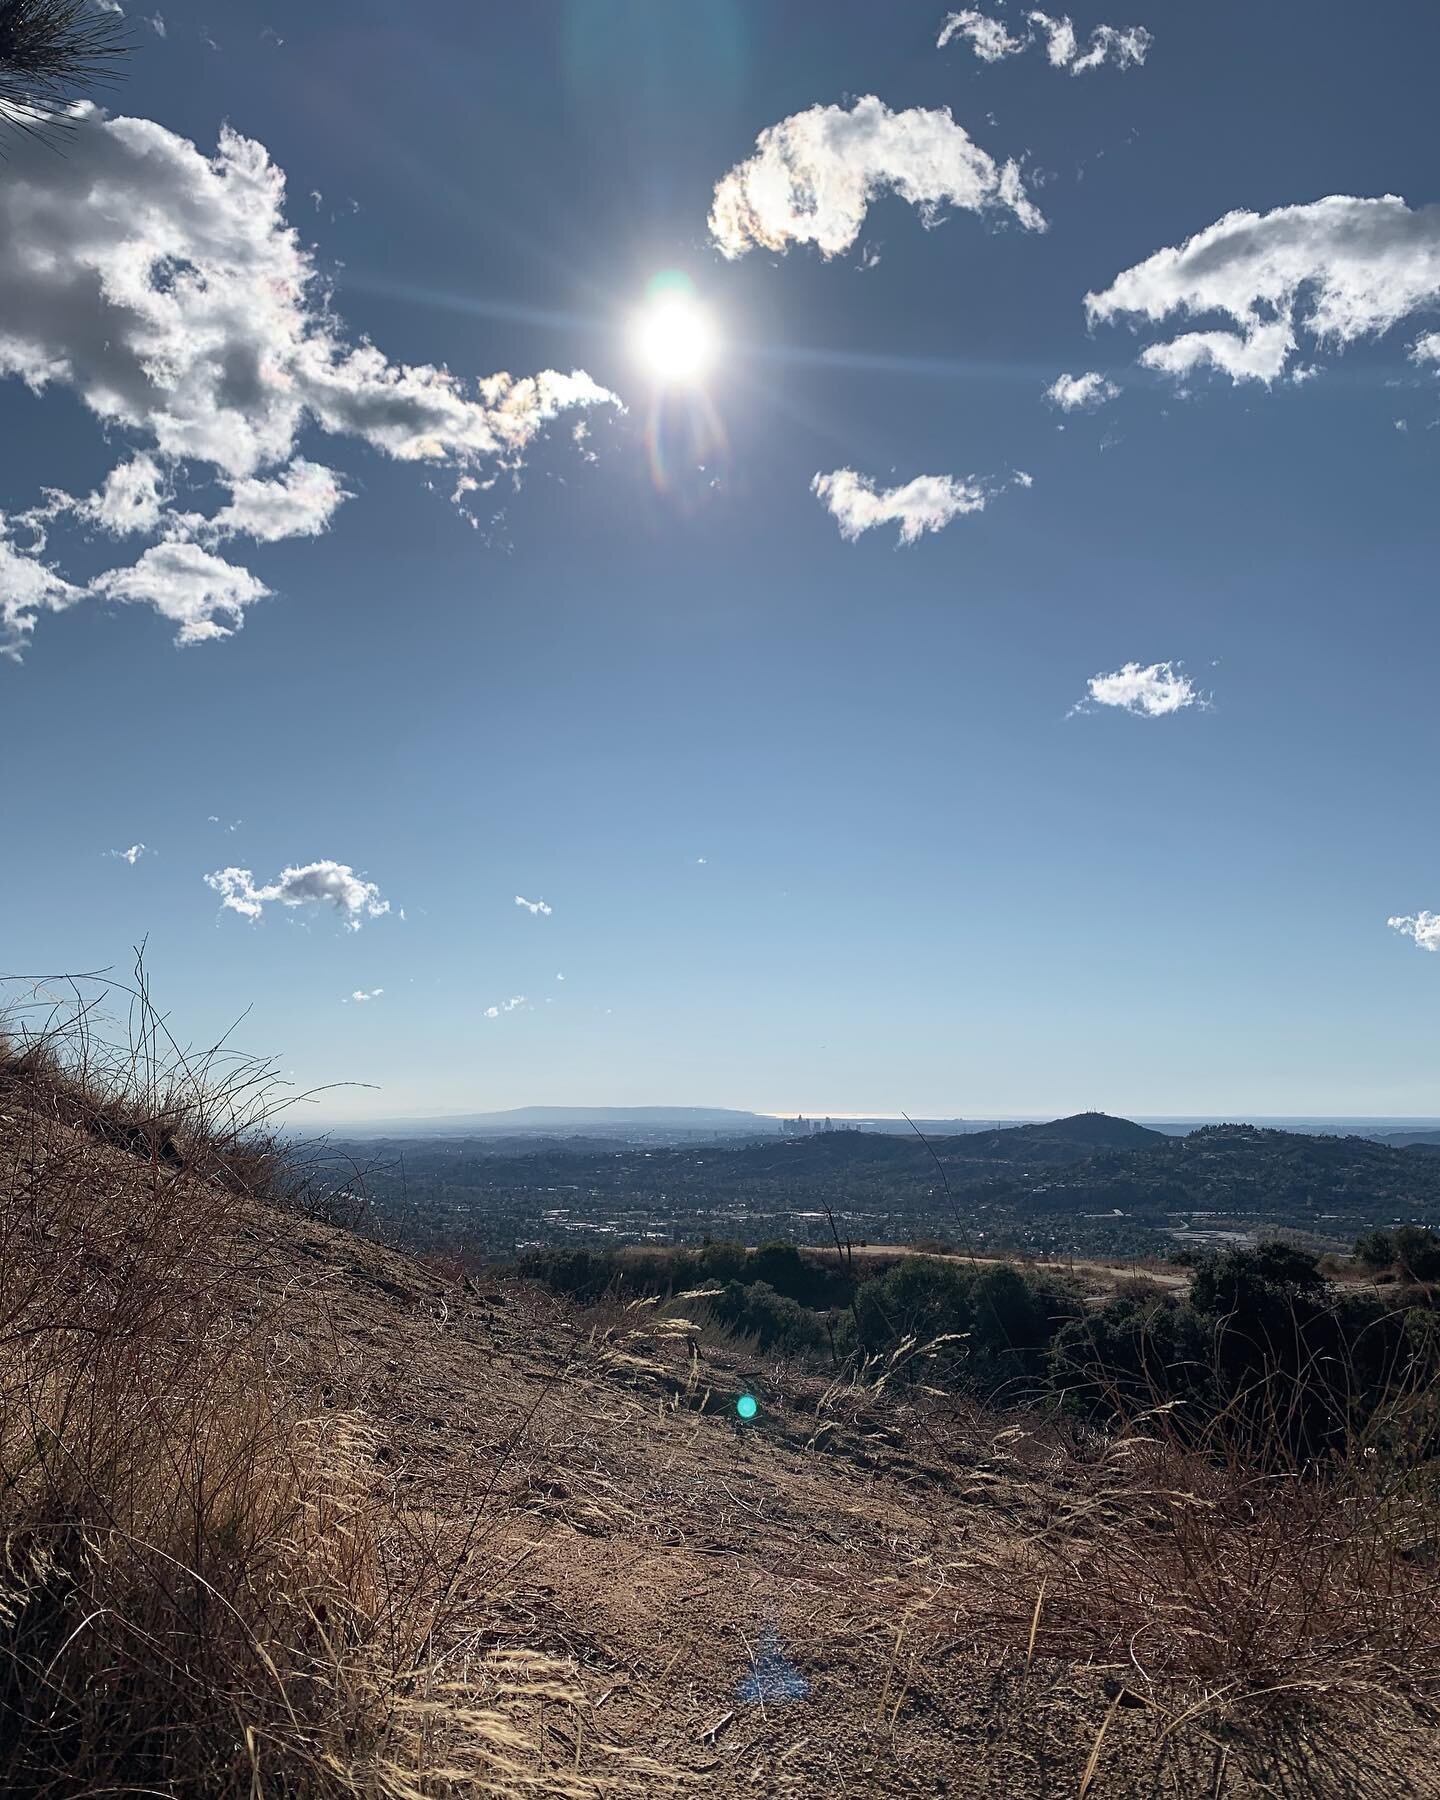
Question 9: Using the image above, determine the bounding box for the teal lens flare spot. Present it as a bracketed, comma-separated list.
[736, 1393, 758, 1421]
[645, 268, 696, 304]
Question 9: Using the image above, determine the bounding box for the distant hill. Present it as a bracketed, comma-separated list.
[336, 1104, 777, 1138]
[941, 1112, 1168, 1163]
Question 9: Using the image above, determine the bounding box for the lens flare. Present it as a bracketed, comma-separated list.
[736, 1393, 758, 1421]
[631, 272, 718, 386]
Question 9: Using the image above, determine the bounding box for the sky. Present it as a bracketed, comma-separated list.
[2, 0, 1439, 1124]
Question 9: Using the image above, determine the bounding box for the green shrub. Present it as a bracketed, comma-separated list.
[1050, 1242, 1439, 1464]
[845, 1257, 1081, 1395]
[1355, 1227, 1396, 1269]
[711, 1279, 827, 1354]
[1394, 1226, 1440, 1282]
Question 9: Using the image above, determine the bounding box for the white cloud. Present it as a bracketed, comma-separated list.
[1031, 12, 1150, 72]
[206, 860, 390, 929]
[811, 467, 1026, 544]
[937, 10, 1028, 60]
[50, 453, 172, 537]
[1412, 332, 1440, 365]
[555, 972, 565, 982]
[345, 988, 383, 1003]
[91, 542, 271, 646]
[204, 459, 350, 543]
[0, 522, 85, 659]
[940, 10, 1150, 73]
[1390, 913, 1440, 954]
[1045, 370, 1121, 411]
[1073, 660, 1204, 717]
[515, 894, 553, 916]
[1087, 195, 1440, 387]
[709, 95, 1043, 261]
[484, 995, 527, 1018]
[110, 843, 148, 864]
[0, 109, 620, 656]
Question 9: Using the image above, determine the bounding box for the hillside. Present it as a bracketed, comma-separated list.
[340, 1111, 1440, 1263]
[6, 1042, 1440, 1793]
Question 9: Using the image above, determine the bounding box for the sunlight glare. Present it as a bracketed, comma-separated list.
[631, 275, 717, 386]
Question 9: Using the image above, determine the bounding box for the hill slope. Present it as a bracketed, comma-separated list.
[3, 1065, 1436, 1794]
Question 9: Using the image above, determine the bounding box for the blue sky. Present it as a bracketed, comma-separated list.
[2, 0, 1439, 1122]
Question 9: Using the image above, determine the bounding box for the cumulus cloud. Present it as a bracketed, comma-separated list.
[1073, 660, 1205, 717]
[1412, 332, 1440, 366]
[203, 459, 350, 544]
[91, 542, 271, 645]
[709, 95, 1043, 261]
[515, 894, 553, 916]
[940, 10, 1151, 73]
[110, 843, 148, 864]
[1045, 370, 1121, 411]
[1390, 913, 1440, 954]
[345, 988, 383, 1003]
[205, 860, 390, 929]
[484, 995, 527, 1018]
[0, 108, 620, 656]
[1087, 195, 1440, 387]
[811, 467, 1027, 544]
[36, 453, 172, 538]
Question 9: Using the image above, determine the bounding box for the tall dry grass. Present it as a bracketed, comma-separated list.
[0, 965, 677, 1796]
[960, 1345, 1440, 1733]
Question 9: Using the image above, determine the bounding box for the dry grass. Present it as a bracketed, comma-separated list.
[952, 1386, 1440, 1742]
[0, 966, 679, 1796]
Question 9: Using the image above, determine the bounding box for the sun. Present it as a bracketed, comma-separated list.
[630, 274, 717, 386]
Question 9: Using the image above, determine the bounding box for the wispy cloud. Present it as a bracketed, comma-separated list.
[1072, 660, 1206, 717]
[484, 995, 527, 1018]
[1389, 912, 1440, 954]
[110, 843, 148, 864]
[344, 988, 384, 1003]
[515, 894, 553, 917]
[940, 9, 1151, 73]
[1087, 195, 1440, 388]
[1045, 370, 1121, 411]
[938, 10, 1029, 61]
[811, 467, 1030, 545]
[205, 861, 391, 929]
[709, 95, 1043, 261]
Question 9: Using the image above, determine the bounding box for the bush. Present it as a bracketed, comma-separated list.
[1050, 1241, 1440, 1465]
[711, 1279, 827, 1354]
[1355, 1227, 1397, 1269]
[845, 1257, 1081, 1395]
[1394, 1225, 1440, 1282]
